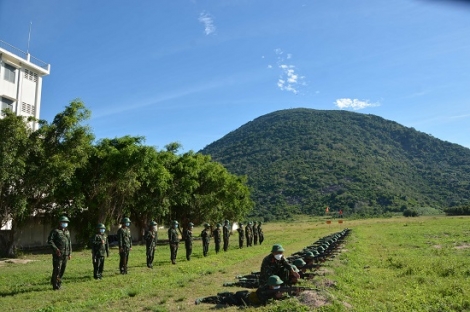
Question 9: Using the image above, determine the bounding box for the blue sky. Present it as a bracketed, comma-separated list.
[1, 0, 469, 152]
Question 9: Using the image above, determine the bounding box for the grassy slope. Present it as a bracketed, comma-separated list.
[0, 216, 469, 312]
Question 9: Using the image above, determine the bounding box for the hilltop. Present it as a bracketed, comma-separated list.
[200, 108, 470, 220]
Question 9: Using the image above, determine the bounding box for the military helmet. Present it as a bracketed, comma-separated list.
[188, 222, 194, 227]
[267, 275, 284, 286]
[271, 244, 285, 253]
[290, 264, 300, 273]
[258, 221, 262, 225]
[304, 251, 315, 259]
[172, 220, 179, 225]
[149, 221, 157, 226]
[239, 222, 243, 226]
[121, 217, 131, 224]
[224, 219, 229, 224]
[293, 259, 306, 268]
[59, 216, 70, 223]
[217, 223, 221, 227]
[204, 223, 210, 228]
[96, 223, 106, 229]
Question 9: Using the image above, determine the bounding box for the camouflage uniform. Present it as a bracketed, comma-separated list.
[201, 224, 211, 257]
[91, 223, 109, 279]
[245, 222, 253, 247]
[259, 245, 292, 285]
[168, 220, 180, 264]
[183, 222, 194, 260]
[213, 224, 222, 254]
[222, 220, 231, 252]
[47, 216, 72, 290]
[253, 222, 258, 245]
[258, 222, 264, 245]
[117, 217, 132, 274]
[144, 221, 158, 268]
[237, 224, 245, 249]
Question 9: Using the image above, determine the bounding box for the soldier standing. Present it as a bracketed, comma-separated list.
[223, 220, 231, 252]
[168, 220, 180, 264]
[183, 222, 194, 260]
[117, 217, 132, 274]
[201, 223, 211, 257]
[48, 216, 72, 290]
[237, 223, 245, 249]
[258, 222, 264, 245]
[253, 221, 258, 245]
[213, 223, 222, 254]
[245, 221, 253, 247]
[91, 223, 109, 279]
[144, 221, 158, 268]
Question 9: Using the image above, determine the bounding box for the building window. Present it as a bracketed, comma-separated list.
[3, 63, 16, 83]
[1, 97, 14, 116]
[24, 69, 38, 82]
[21, 102, 36, 115]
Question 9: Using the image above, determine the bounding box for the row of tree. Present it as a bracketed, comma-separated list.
[0, 100, 253, 256]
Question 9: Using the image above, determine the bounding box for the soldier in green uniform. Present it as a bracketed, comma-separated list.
[223, 220, 231, 252]
[117, 217, 132, 274]
[144, 221, 158, 268]
[196, 275, 289, 306]
[213, 223, 222, 254]
[257, 222, 264, 245]
[183, 222, 194, 260]
[253, 221, 258, 245]
[237, 223, 245, 249]
[245, 221, 253, 247]
[260, 244, 299, 285]
[91, 223, 109, 279]
[48, 216, 72, 290]
[168, 220, 179, 264]
[201, 223, 211, 257]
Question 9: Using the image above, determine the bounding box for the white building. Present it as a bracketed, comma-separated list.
[0, 39, 50, 131]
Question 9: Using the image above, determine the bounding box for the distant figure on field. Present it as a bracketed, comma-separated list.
[201, 223, 212, 257]
[245, 221, 253, 247]
[117, 217, 132, 274]
[258, 222, 264, 245]
[223, 220, 231, 252]
[183, 222, 194, 260]
[168, 220, 180, 264]
[48, 216, 72, 290]
[213, 223, 222, 254]
[144, 221, 158, 268]
[92, 223, 109, 280]
[253, 221, 258, 245]
[237, 223, 245, 249]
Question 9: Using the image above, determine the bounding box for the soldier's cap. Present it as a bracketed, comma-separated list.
[149, 221, 157, 226]
[267, 275, 284, 286]
[188, 222, 194, 227]
[121, 217, 131, 224]
[293, 259, 306, 268]
[96, 223, 106, 229]
[271, 244, 285, 253]
[59, 216, 70, 223]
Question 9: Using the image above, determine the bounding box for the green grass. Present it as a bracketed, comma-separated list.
[1, 216, 469, 311]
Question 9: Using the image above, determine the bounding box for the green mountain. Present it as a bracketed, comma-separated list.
[200, 108, 470, 220]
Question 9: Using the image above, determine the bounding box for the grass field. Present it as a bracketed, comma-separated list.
[1, 216, 469, 311]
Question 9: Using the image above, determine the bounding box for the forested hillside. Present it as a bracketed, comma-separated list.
[200, 108, 470, 220]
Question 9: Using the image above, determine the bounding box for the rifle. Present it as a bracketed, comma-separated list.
[223, 278, 259, 288]
[263, 286, 318, 297]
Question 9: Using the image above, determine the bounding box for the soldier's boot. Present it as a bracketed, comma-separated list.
[172, 259, 176, 265]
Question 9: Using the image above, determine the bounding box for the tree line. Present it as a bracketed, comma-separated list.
[0, 100, 253, 256]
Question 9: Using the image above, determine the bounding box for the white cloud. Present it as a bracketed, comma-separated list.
[277, 64, 304, 94]
[334, 98, 380, 110]
[267, 64, 273, 69]
[198, 11, 216, 35]
[287, 53, 292, 59]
